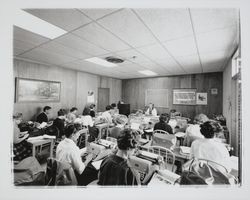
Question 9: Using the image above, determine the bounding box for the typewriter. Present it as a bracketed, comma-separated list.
[129, 150, 163, 182]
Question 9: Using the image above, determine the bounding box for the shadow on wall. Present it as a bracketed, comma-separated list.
[31, 107, 42, 121]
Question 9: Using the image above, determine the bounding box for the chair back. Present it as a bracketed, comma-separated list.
[152, 132, 177, 150]
[45, 158, 77, 186]
[148, 146, 176, 172]
[76, 128, 88, 149]
[107, 126, 122, 139]
[154, 129, 170, 135]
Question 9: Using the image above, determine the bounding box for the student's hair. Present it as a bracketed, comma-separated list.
[57, 109, 65, 117]
[111, 103, 116, 108]
[90, 104, 96, 109]
[64, 124, 76, 138]
[200, 121, 222, 138]
[170, 109, 176, 113]
[194, 113, 209, 124]
[82, 107, 91, 116]
[13, 112, 22, 119]
[117, 128, 137, 150]
[70, 107, 78, 112]
[106, 105, 112, 111]
[43, 106, 52, 112]
[159, 113, 170, 123]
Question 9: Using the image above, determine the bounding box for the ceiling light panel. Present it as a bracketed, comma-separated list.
[24, 9, 92, 31]
[138, 70, 157, 76]
[14, 9, 67, 39]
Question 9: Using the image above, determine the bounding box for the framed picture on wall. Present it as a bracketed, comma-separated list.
[173, 88, 196, 105]
[15, 77, 61, 102]
[196, 92, 208, 105]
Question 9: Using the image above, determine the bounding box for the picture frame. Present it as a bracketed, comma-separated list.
[15, 77, 61, 102]
[196, 92, 208, 105]
[173, 88, 196, 105]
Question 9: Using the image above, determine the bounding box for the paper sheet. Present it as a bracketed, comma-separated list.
[92, 159, 103, 170]
[131, 123, 140, 130]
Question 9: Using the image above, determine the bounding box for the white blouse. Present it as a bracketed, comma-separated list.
[190, 138, 232, 171]
[145, 108, 157, 116]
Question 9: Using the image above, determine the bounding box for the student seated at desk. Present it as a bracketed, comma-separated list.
[81, 106, 94, 127]
[190, 121, 232, 171]
[89, 104, 96, 118]
[36, 106, 52, 124]
[145, 103, 157, 116]
[98, 128, 157, 186]
[13, 112, 32, 162]
[154, 114, 173, 134]
[66, 107, 78, 123]
[98, 128, 139, 185]
[53, 109, 66, 138]
[56, 124, 94, 185]
[101, 105, 113, 124]
[184, 113, 209, 146]
[110, 103, 119, 116]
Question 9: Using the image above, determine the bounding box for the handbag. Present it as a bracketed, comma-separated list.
[14, 157, 45, 186]
[180, 158, 237, 185]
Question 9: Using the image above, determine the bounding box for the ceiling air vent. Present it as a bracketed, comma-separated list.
[105, 56, 124, 64]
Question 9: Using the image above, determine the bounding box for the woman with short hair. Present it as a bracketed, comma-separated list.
[184, 113, 209, 146]
[190, 121, 231, 171]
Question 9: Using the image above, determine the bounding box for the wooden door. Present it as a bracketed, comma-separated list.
[97, 88, 110, 112]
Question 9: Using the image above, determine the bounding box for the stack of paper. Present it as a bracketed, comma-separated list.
[27, 134, 55, 142]
[37, 122, 47, 129]
[179, 146, 191, 155]
[157, 169, 181, 184]
[175, 132, 186, 138]
[92, 159, 104, 170]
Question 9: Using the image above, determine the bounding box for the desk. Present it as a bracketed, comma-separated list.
[28, 138, 54, 158]
[95, 123, 109, 139]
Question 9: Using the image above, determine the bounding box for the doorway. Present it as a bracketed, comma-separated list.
[97, 88, 110, 112]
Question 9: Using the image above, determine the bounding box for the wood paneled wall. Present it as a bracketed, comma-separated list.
[122, 72, 223, 120]
[14, 59, 122, 121]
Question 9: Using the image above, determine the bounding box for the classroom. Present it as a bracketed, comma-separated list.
[12, 8, 241, 187]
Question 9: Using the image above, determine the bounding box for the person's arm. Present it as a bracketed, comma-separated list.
[70, 147, 87, 175]
[167, 124, 173, 134]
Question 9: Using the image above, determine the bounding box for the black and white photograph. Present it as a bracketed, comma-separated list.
[1, 0, 250, 200]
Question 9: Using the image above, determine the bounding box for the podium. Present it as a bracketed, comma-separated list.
[118, 104, 130, 116]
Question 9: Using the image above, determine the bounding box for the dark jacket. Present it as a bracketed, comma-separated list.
[98, 154, 138, 185]
[53, 118, 65, 137]
[36, 112, 48, 124]
[154, 121, 173, 134]
[90, 110, 95, 118]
